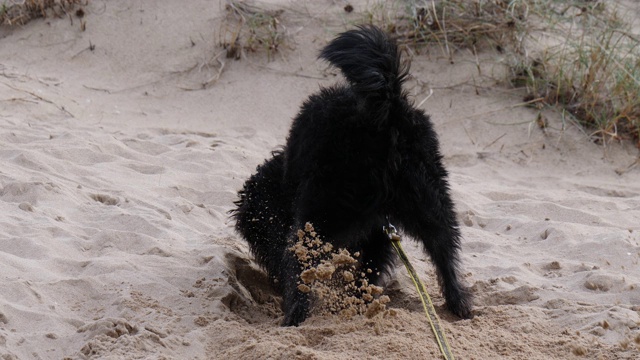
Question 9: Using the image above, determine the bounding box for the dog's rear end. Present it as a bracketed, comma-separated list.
[233, 26, 472, 326]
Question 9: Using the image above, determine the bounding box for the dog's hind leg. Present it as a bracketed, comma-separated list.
[418, 223, 473, 319]
[394, 170, 473, 319]
[399, 212, 473, 319]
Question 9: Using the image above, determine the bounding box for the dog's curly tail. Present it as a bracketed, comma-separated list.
[319, 25, 408, 104]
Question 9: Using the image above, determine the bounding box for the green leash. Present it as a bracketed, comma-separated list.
[384, 222, 455, 360]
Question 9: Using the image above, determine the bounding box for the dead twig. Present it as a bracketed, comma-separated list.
[615, 157, 640, 175]
[1, 81, 75, 118]
[483, 132, 507, 150]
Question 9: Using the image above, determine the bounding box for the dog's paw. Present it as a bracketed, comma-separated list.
[446, 287, 474, 319]
[281, 303, 308, 327]
[448, 301, 474, 319]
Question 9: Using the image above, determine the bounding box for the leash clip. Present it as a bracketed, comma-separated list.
[383, 217, 401, 242]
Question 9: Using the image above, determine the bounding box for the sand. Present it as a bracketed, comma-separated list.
[0, 0, 639, 358]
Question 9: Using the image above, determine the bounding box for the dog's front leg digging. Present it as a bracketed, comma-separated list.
[280, 242, 311, 326]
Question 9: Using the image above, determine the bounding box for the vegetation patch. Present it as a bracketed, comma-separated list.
[1, 0, 83, 26]
[220, 0, 287, 61]
[362, 0, 640, 147]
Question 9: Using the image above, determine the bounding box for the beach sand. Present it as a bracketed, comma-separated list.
[1, 0, 639, 358]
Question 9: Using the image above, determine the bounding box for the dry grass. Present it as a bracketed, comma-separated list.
[364, 0, 528, 61]
[363, 0, 640, 147]
[219, 0, 287, 61]
[1, 0, 83, 26]
[216, 0, 639, 146]
[6, 0, 635, 146]
[510, 3, 640, 146]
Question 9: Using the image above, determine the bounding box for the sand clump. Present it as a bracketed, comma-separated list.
[290, 223, 390, 319]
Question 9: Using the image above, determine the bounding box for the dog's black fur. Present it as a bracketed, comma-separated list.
[231, 25, 473, 326]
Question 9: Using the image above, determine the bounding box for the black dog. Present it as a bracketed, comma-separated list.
[231, 25, 472, 326]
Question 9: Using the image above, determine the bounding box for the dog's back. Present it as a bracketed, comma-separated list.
[284, 26, 429, 238]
